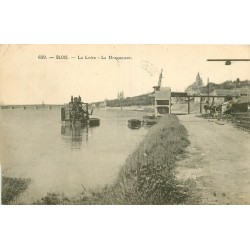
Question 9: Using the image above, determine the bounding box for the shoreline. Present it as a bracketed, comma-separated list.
[35, 114, 193, 205]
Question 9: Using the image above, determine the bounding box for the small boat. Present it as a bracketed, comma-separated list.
[143, 114, 155, 120]
[89, 118, 100, 126]
[143, 113, 158, 126]
[143, 120, 157, 126]
[128, 119, 142, 129]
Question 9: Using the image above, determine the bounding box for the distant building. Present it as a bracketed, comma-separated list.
[187, 94, 203, 104]
[186, 86, 210, 104]
[195, 73, 204, 90]
[209, 88, 250, 103]
[186, 73, 204, 95]
[117, 91, 124, 100]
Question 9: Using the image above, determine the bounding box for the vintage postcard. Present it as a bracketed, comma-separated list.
[1, 44, 250, 205]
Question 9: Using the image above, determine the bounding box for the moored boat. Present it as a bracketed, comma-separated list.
[89, 117, 100, 126]
[128, 119, 142, 129]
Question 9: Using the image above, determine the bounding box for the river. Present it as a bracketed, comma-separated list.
[0, 108, 148, 203]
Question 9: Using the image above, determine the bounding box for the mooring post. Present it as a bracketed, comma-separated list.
[188, 96, 190, 114]
[200, 97, 202, 113]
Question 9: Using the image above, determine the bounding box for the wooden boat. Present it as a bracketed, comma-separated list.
[143, 114, 158, 126]
[143, 120, 157, 126]
[89, 118, 100, 126]
[128, 119, 142, 129]
[143, 114, 155, 120]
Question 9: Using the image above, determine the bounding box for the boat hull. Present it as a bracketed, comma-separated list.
[128, 119, 142, 129]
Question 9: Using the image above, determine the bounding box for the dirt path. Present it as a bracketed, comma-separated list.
[176, 115, 250, 205]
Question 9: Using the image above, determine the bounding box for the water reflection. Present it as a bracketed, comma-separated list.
[1, 109, 149, 203]
[61, 123, 89, 150]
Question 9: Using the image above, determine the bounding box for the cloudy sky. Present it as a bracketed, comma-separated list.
[0, 44, 250, 104]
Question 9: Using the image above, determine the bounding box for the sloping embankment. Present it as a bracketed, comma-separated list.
[1, 176, 31, 204]
[37, 114, 192, 205]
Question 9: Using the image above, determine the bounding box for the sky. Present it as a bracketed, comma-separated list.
[0, 44, 250, 104]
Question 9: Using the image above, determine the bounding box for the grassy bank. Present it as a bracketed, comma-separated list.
[37, 114, 191, 205]
[1, 176, 31, 204]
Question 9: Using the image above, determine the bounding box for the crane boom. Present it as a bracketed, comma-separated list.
[158, 69, 163, 88]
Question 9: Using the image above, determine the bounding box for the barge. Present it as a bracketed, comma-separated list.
[61, 96, 100, 126]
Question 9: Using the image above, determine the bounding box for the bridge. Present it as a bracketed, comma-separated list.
[0, 92, 241, 114]
[0, 104, 64, 110]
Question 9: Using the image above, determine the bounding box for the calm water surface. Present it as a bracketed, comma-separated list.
[0, 108, 148, 203]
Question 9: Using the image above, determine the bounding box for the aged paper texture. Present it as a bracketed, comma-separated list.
[1, 44, 250, 205]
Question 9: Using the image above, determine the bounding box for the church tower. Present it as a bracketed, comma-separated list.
[195, 72, 203, 91]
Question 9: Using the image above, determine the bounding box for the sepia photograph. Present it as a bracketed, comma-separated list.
[2, 1, 250, 250]
[1, 44, 250, 205]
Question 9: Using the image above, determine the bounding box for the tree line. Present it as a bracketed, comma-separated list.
[106, 93, 153, 107]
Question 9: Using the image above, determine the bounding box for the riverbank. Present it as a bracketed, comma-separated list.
[36, 115, 193, 205]
[1, 176, 31, 204]
[105, 105, 154, 112]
